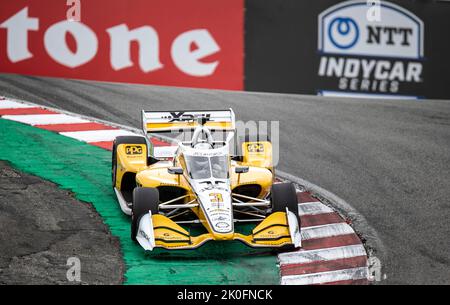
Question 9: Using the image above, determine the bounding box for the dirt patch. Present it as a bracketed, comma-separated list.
[0, 161, 124, 284]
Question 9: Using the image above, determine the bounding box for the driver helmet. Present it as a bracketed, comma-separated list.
[194, 142, 213, 150]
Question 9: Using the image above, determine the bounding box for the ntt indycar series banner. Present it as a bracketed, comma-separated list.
[0, 0, 244, 90]
[317, 0, 424, 99]
[245, 0, 450, 99]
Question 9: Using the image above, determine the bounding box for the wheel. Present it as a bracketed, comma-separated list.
[270, 182, 299, 217]
[131, 187, 159, 241]
[270, 182, 301, 251]
[111, 136, 147, 188]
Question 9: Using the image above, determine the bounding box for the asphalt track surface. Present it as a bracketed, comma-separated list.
[0, 74, 449, 284]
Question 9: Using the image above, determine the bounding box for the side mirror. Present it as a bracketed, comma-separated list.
[168, 167, 183, 175]
[235, 166, 249, 174]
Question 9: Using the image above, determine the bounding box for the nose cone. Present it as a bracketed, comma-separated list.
[198, 188, 234, 237]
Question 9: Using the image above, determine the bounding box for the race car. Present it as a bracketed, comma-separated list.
[111, 109, 301, 251]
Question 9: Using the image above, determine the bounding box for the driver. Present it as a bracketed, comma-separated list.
[193, 157, 210, 178]
[211, 156, 227, 179]
[211, 163, 223, 177]
[194, 142, 213, 150]
[192, 124, 214, 149]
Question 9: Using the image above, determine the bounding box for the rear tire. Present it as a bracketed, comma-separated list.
[131, 187, 159, 241]
[271, 182, 299, 218]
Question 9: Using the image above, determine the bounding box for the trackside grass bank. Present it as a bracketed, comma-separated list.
[0, 118, 279, 284]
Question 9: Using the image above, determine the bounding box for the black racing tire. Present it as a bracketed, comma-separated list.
[270, 182, 301, 251]
[111, 136, 147, 188]
[131, 187, 159, 241]
[270, 182, 299, 217]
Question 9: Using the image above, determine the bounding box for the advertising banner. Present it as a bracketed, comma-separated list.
[0, 0, 244, 90]
[317, 0, 424, 98]
[245, 0, 450, 99]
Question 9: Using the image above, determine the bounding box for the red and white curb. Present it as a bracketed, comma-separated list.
[0, 96, 371, 285]
[279, 191, 369, 285]
[0, 97, 169, 150]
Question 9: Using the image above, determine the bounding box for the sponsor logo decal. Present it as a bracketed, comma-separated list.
[139, 229, 151, 241]
[157, 231, 186, 241]
[210, 211, 232, 233]
[163, 112, 211, 122]
[317, 0, 425, 97]
[216, 222, 230, 229]
[209, 192, 223, 203]
[257, 233, 282, 239]
[247, 143, 264, 153]
[125, 145, 143, 155]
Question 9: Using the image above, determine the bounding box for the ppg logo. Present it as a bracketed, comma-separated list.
[125, 145, 143, 155]
[328, 17, 359, 50]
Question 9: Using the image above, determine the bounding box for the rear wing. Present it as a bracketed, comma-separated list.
[141, 109, 235, 134]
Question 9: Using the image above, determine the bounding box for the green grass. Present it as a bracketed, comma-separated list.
[0, 118, 279, 284]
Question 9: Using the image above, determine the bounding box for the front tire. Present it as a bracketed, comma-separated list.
[271, 182, 301, 251]
[131, 187, 159, 241]
[271, 182, 299, 217]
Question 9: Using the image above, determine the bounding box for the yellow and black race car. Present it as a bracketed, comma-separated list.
[112, 109, 301, 251]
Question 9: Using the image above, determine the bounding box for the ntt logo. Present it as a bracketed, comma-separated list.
[328, 17, 360, 50]
[318, 0, 424, 59]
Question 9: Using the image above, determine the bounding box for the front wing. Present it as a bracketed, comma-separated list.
[135, 211, 301, 250]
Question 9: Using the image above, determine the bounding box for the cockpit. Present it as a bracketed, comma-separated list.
[185, 155, 229, 179]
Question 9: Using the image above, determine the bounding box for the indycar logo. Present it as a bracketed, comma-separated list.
[247, 143, 264, 153]
[125, 145, 143, 155]
[163, 112, 211, 122]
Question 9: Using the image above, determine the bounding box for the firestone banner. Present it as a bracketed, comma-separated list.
[0, 0, 244, 90]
